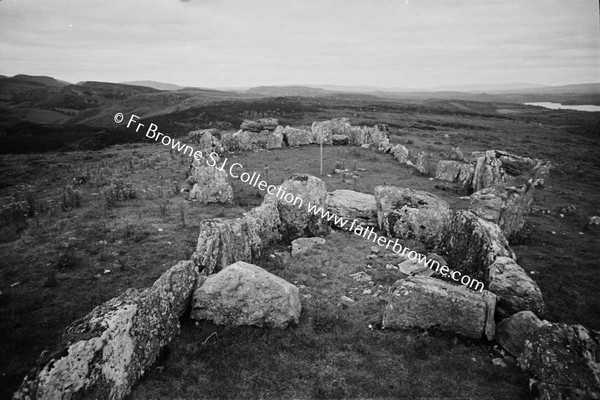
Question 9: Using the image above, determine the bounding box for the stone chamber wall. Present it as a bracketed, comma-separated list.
[13, 118, 598, 400]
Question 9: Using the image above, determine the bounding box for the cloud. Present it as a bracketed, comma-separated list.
[0, 0, 597, 87]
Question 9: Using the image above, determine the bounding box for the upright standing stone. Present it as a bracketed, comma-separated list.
[268, 174, 330, 240]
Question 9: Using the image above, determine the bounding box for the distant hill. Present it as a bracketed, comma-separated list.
[423, 82, 549, 93]
[10, 74, 68, 88]
[489, 83, 600, 94]
[121, 80, 185, 91]
[246, 85, 332, 97]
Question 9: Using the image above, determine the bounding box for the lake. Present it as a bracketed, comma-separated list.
[525, 102, 600, 112]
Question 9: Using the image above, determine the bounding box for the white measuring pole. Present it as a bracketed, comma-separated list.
[320, 132, 323, 176]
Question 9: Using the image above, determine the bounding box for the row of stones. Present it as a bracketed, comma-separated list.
[188, 117, 391, 152]
[185, 118, 550, 242]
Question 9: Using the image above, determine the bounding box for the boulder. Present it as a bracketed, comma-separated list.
[469, 183, 535, 237]
[488, 256, 545, 318]
[191, 261, 301, 328]
[240, 119, 263, 133]
[347, 125, 389, 147]
[531, 161, 551, 188]
[415, 151, 432, 175]
[444, 211, 544, 317]
[259, 118, 279, 131]
[382, 275, 496, 340]
[326, 189, 377, 228]
[254, 129, 284, 149]
[278, 126, 314, 146]
[390, 144, 409, 163]
[193, 218, 254, 275]
[375, 186, 452, 248]
[378, 140, 393, 154]
[444, 210, 514, 284]
[435, 160, 474, 189]
[193, 198, 281, 274]
[189, 128, 219, 145]
[368, 125, 389, 147]
[397, 259, 434, 277]
[231, 129, 255, 151]
[495, 311, 545, 357]
[220, 131, 235, 152]
[243, 198, 282, 247]
[586, 215, 600, 231]
[187, 157, 233, 204]
[311, 120, 336, 144]
[332, 134, 350, 145]
[268, 174, 330, 240]
[13, 261, 198, 400]
[471, 150, 506, 191]
[190, 129, 223, 154]
[518, 323, 600, 399]
[291, 237, 326, 257]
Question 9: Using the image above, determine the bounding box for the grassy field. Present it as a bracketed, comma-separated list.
[0, 99, 599, 399]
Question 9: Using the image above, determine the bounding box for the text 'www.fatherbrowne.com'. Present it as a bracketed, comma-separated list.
[119, 113, 485, 292]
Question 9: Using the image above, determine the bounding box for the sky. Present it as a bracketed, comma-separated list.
[0, 0, 598, 89]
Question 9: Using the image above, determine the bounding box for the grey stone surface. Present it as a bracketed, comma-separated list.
[518, 323, 600, 400]
[191, 261, 301, 328]
[382, 275, 496, 340]
[326, 189, 377, 228]
[375, 186, 452, 248]
[193, 198, 281, 274]
[268, 173, 330, 240]
[13, 261, 198, 400]
[495, 310, 545, 357]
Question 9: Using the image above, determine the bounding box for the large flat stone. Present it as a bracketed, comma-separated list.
[13, 261, 198, 400]
[375, 186, 452, 248]
[326, 189, 377, 227]
[382, 275, 496, 340]
[191, 261, 301, 328]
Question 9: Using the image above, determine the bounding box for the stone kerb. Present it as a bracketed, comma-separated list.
[192, 197, 282, 275]
[13, 261, 198, 400]
[444, 210, 544, 318]
[468, 160, 551, 237]
[383, 275, 497, 340]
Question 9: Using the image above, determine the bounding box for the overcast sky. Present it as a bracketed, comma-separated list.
[0, 0, 598, 89]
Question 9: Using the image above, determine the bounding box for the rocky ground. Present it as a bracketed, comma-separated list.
[1, 100, 599, 399]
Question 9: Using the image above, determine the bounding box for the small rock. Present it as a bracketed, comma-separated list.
[367, 254, 377, 259]
[157, 228, 163, 232]
[362, 289, 372, 295]
[397, 259, 429, 275]
[341, 295, 355, 304]
[103, 269, 111, 274]
[386, 264, 398, 270]
[492, 358, 507, 368]
[370, 246, 380, 253]
[350, 271, 372, 283]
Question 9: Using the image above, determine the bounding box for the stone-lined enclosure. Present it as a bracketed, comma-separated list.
[14, 118, 596, 400]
